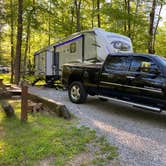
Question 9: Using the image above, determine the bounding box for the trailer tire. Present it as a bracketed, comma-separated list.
[69, 81, 87, 104]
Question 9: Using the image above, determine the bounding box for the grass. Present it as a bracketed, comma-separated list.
[0, 73, 11, 84]
[0, 73, 45, 86]
[0, 73, 61, 86]
[25, 75, 45, 85]
[0, 100, 118, 166]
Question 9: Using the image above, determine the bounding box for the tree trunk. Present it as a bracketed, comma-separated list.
[48, 0, 51, 45]
[0, 25, 2, 63]
[15, 0, 23, 84]
[132, 0, 140, 41]
[70, 7, 74, 33]
[48, 17, 51, 45]
[91, 0, 95, 28]
[23, 0, 36, 77]
[148, 0, 156, 54]
[127, 0, 131, 38]
[97, 0, 101, 28]
[10, 0, 14, 84]
[124, 0, 127, 33]
[153, 3, 163, 53]
[75, 0, 81, 32]
[23, 20, 30, 78]
[0, 0, 4, 63]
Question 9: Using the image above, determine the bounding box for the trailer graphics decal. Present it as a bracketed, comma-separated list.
[110, 41, 131, 52]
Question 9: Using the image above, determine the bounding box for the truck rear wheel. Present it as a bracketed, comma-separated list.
[69, 81, 87, 104]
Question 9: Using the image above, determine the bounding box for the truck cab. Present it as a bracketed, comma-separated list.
[99, 53, 166, 111]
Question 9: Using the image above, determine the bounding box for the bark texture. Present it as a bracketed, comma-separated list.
[75, 0, 82, 32]
[15, 0, 23, 84]
[148, 0, 156, 54]
[10, 0, 14, 83]
[97, 0, 101, 27]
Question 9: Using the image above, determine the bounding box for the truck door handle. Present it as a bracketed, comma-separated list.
[126, 76, 135, 79]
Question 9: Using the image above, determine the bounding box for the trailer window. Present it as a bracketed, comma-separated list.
[70, 43, 76, 53]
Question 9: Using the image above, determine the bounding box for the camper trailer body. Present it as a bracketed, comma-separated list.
[34, 28, 133, 84]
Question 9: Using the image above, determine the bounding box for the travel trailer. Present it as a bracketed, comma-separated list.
[34, 28, 133, 85]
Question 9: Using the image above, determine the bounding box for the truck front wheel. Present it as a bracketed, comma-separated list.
[69, 81, 87, 104]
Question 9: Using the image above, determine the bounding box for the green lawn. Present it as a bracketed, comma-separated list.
[0, 74, 45, 85]
[0, 73, 11, 84]
[0, 100, 118, 166]
[25, 75, 46, 85]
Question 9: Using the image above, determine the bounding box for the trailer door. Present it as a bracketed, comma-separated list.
[46, 50, 53, 76]
[52, 46, 59, 77]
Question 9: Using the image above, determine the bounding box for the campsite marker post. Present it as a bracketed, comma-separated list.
[21, 83, 28, 121]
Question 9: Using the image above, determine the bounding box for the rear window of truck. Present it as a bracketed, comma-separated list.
[104, 56, 130, 71]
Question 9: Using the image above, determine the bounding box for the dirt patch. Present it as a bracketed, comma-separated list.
[69, 151, 94, 166]
[68, 138, 118, 166]
[39, 156, 55, 166]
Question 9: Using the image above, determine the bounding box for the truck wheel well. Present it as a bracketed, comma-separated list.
[68, 75, 83, 85]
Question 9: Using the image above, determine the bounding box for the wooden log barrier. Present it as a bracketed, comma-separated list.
[28, 93, 71, 119]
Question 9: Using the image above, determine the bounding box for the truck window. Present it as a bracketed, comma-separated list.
[105, 56, 130, 71]
[157, 56, 166, 67]
[130, 56, 158, 72]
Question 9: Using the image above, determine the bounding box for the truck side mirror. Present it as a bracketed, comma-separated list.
[140, 62, 151, 72]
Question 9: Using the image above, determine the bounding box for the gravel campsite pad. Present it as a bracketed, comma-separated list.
[30, 86, 166, 166]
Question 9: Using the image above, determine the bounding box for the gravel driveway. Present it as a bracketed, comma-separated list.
[29, 86, 166, 166]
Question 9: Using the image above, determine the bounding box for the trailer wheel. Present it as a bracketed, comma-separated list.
[69, 81, 87, 104]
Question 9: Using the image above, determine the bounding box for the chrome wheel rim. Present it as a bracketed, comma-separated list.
[71, 85, 80, 101]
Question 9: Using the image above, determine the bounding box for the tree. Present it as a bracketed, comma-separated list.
[97, 0, 101, 27]
[74, 0, 82, 32]
[0, 0, 5, 63]
[148, 0, 156, 54]
[148, 0, 164, 54]
[15, 0, 23, 84]
[22, 0, 36, 78]
[0, 0, 166, 82]
[10, 0, 15, 83]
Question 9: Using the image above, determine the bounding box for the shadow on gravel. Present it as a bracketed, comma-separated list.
[84, 98, 166, 165]
[86, 97, 166, 128]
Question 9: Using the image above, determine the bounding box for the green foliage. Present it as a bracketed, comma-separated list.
[0, 74, 10, 84]
[155, 24, 166, 57]
[0, 0, 166, 78]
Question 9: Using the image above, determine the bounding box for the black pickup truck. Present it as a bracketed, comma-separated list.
[62, 53, 166, 112]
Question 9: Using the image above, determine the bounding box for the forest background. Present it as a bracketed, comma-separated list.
[0, 0, 166, 84]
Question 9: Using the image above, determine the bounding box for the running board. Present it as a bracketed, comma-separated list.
[98, 95, 162, 112]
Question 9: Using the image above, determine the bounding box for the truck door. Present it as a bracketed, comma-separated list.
[127, 56, 165, 107]
[99, 55, 131, 99]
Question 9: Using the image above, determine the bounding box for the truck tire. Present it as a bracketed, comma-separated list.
[69, 81, 87, 104]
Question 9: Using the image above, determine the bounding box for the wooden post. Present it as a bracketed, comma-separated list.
[21, 83, 28, 121]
